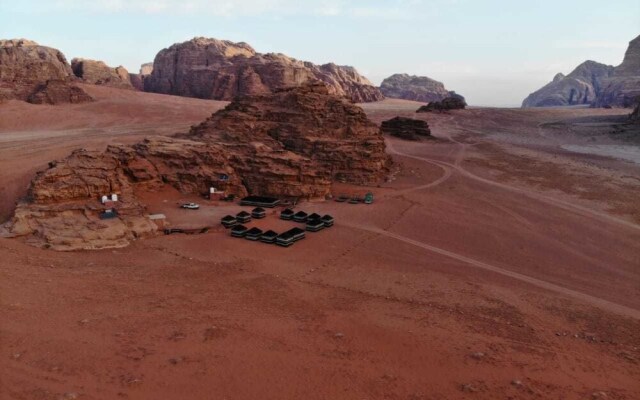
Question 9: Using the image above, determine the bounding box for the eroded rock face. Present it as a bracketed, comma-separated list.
[129, 63, 154, 90]
[0, 39, 77, 102]
[380, 117, 431, 140]
[523, 35, 640, 108]
[595, 35, 640, 107]
[144, 37, 383, 102]
[5, 83, 390, 250]
[379, 73, 462, 103]
[186, 82, 391, 194]
[522, 61, 614, 107]
[416, 95, 467, 112]
[27, 80, 93, 105]
[71, 58, 134, 90]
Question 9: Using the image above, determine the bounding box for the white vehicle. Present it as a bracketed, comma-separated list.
[180, 202, 200, 210]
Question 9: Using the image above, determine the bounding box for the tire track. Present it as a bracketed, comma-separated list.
[339, 221, 640, 320]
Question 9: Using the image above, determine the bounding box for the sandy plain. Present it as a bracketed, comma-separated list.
[1, 88, 639, 399]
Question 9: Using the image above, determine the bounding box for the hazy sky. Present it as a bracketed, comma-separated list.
[2, 0, 639, 106]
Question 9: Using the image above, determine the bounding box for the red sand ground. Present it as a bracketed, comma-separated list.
[1, 89, 639, 399]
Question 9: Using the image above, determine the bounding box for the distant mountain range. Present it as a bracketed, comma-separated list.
[522, 34, 640, 108]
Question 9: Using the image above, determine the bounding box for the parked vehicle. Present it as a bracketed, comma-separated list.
[180, 202, 200, 210]
[335, 194, 349, 202]
[364, 192, 374, 204]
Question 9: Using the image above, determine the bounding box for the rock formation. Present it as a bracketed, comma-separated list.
[143, 37, 383, 102]
[71, 58, 134, 90]
[522, 61, 614, 107]
[4, 82, 390, 250]
[0, 39, 89, 104]
[416, 95, 467, 112]
[185, 82, 391, 193]
[379, 73, 463, 103]
[595, 35, 640, 107]
[129, 63, 154, 91]
[27, 80, 93, 105]
[380, 117, 431, 140]
[523, 35, 640, 108]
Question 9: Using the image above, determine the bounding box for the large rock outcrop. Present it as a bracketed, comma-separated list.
[129, 62, 154, 91]
[523, 35, 640, 108]
[185, 82, 391, 193]
[4, 83, 390, 250]
[380, 117, 431, 140]
[595, 35, 640, 107]
[27, 80, 94, 105]
[0, 39, 91, 104]
[379, 73, 463, 103]
[416, 95, 467, 112]
[143, 37, 383, 102]
[71, 58, 134, 90]
[522, 61, 614, 107]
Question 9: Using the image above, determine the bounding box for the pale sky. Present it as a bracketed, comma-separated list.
[1, 0, 639, 106]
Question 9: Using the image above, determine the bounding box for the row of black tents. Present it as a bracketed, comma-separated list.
[220, 207, 335, 247]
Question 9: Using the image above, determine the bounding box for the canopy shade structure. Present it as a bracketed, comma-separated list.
[240, 196, 280, 208]
[280, 208, 295, 220]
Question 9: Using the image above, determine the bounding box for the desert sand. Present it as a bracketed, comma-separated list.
[1, 89, 639, 399]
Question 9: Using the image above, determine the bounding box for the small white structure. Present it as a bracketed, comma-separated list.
[101, 194, 120, 204]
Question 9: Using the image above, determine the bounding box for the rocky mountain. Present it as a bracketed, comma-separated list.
[185, 82, 391, 193]
[380, 117, 431, 140]
[71, 58, 134, 90]
[143, 37, 383, 102]
[379, 73, 463, 103]
[5, 82, 390, 250]
[522, 61, 614, 107]
[595, 35, 640, 107]
[0, 39, 91, 104]
[523, 35, 640, 108]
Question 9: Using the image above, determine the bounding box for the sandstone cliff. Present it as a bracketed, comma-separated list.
[71, 58, 134, 90]
[522, 61, 614, 107]
[0, 39, 91, 104]
[379, 73, 463, 103]
[5, 83, 390, 250]
[595, 35, 640, 107]
[186, 82, 391, 193]
[144, 37, 383, 102]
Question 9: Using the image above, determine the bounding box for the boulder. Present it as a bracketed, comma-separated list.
[595, 35, 640, 107]
[0, 39, 78, 103]
[380, 117, 431, 140]
[143, 37, 383, 102]
[522, 61, 614, 107]
[4, 82, 390, 250]
[379, 73, 463, 103]
[416, 95, 467, 112]
[27, 80, 93, 105]
[71, 58, 134, 90]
